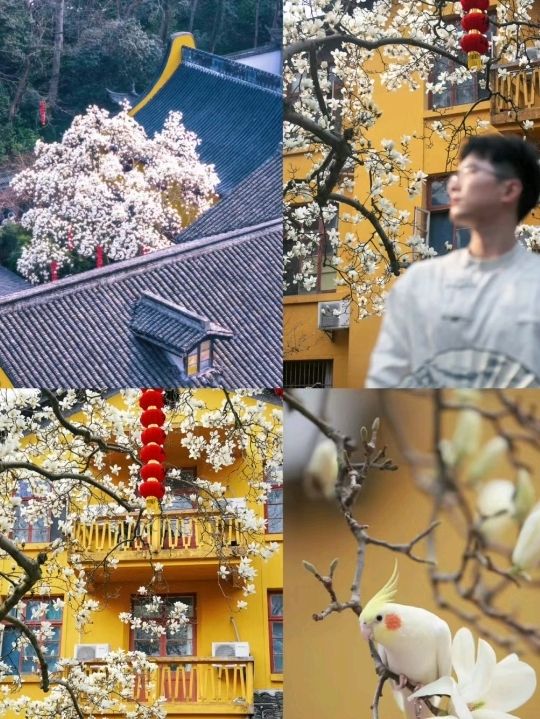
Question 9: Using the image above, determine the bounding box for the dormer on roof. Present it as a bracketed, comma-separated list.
[130, 293, 233, 379]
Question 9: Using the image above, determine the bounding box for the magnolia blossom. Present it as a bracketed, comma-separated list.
[476, 479, 516, 544]
[512, 506, 540, 572]
[303, 438, 338, 499]
[11, 106, 219, 283]
[410, 627, 536, 719]
[467, 438, 509, 485]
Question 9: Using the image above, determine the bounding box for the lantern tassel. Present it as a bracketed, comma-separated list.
[145, 496, 160, 514]
[467, 51, 483, 70]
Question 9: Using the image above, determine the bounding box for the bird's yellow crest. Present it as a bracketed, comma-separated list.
[360, 562, 399, 621]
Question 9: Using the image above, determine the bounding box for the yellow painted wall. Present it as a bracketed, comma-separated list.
[0, 391, 282, 717]
[285, 389, 540, 719]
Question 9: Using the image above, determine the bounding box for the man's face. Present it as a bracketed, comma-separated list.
[448, 154, 519, 227]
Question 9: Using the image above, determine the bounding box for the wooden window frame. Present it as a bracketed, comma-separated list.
[130, 594, 197, 658]
[264, 484, 283, 534]
[1, 597, 63, 675]
[268, 591, 283, 674]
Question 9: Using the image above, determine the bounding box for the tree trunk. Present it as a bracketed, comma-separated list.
[47, 0, 65, 107]
[159, 0, 171, 42]
[210, 0, 224, 53]
[9, 59, 31, 122]
[254, 0, 261, 48]
[188, 0, 199, 32]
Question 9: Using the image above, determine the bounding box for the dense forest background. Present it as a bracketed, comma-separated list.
[0, 0, 282, 163]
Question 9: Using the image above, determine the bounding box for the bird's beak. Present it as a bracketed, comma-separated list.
[360, 623, 373, 641]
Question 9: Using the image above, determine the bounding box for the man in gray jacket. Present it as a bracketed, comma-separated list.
[366, 134, 540, 388]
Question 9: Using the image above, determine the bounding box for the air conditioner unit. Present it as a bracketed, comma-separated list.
[318, 300, 350, 330]
[212, 641, 250, 659]
[74, 644, 110, 661]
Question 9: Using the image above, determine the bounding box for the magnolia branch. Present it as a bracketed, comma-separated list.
[0, 533, 46, 620]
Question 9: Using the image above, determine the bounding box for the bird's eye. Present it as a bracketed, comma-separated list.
[376, 614, 383, 622]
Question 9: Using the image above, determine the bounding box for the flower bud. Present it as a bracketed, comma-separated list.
[451, 409, 482, 462]
[513, 469, 536, 523]
[512, 507, 540, 572]
[467, 436, 508, 485]
[476, 479, 516, 544]
[303, 439, 339, 499]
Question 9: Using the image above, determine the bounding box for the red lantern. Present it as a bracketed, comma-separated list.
[461, 13, 489, 33]
[140, 408, 166, 427]
[140, 462, 165, 482]
[96, 244, 104, 268]
[141, 426, 166, 446]
[139, 389, 165, 410]
[139, 479, 165, 500]
[50, 261, 58, 282]
[39, 100, 47, 127]
[460, 32, 489, 54]
[461, 0, 489, 10]
[140, 444, 165, 463]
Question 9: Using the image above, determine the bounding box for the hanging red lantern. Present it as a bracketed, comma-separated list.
[39, 100, 47, 127]
[461, 0, 488, 10]
[460, 0, 490, 70]
[96, 244, 104, 268]
[139, 479, 165, 500]
[50, 261, 58, 282]
[141, 407, 166, 427]
[139, 388, 167, 512]
[139, 389, 165, 410]
[141, 426, 167, 446]
[140, 444, 166, 463]
[140, 462, 165, 482]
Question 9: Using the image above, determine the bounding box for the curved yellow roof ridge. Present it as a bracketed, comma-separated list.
[0, 366, 14, 388]
[130, 32, 196, 116]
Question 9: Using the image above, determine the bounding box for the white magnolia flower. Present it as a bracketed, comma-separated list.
[512, 506, 540, 572]
[476, 479, 516, 544]
[303, 439, 338, 499]
[410, 627, 536, 719]
[467, 437, 508, 485]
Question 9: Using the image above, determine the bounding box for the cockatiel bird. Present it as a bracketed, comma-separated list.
[359, 564, 451, 719]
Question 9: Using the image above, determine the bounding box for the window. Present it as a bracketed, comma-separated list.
[131, 595, 196, 657]
[268, 592, 283, 674]
[1, 599, 63, 675]
[284, 213, 338, 296]
[283, 359, 333, 388]
[265, 485, 283, 534]
[428, 19, 491, 109]
[185, 340, 213, 376]
[423, 176, 471, 255]
[168, 468, 197, 511]
[12, 480, 62, 544]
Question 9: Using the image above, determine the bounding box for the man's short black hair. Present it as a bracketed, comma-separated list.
[460, 134, 540, 221]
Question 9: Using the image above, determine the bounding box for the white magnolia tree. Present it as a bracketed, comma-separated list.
[284, 0, 540, 317]
[0, 388, 282, 718]
[10, 106, 219, 284]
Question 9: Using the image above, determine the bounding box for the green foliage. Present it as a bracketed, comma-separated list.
[0, 222, 30, 273]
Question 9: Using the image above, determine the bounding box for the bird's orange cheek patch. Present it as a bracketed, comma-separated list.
[385, 613, 402, 631]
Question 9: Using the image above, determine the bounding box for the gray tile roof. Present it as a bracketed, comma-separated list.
[0, 221, 282, 388]
[134, 47, 282, 196]
[0, 267, 30, 297]
[177, 153, 282, 243]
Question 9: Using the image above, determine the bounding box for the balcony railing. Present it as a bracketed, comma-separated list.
[73, 511, 241, 560]
[79, 657, 254, 712]
[491, 60, 540, 125]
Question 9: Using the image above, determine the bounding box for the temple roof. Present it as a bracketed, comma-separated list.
[133, 45, 282, 196]
[0, 266, 30, 298]
[177, 152, 281, 243]
[0, 218, 281, 388]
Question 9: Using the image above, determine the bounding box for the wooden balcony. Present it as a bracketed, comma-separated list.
[491, 60, 540, 126]
[72, 511, 243, 582]
[78, 657, 254, 714]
